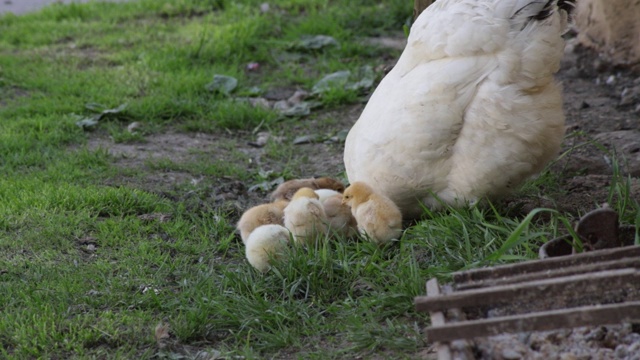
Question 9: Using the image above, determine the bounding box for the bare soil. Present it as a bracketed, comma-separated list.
[87, 36, 640, 221]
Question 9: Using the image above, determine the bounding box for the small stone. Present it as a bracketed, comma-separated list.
[586, 326, 607, 342]
[627, 341, 640, 353]
[249, 97, 270, 109]
[620, 85, 640, 106]
[127, 121, 141, 133]
[246, 62, 260, 71]
[248, 132, 270, 148]
[501, 349, 522, 360]
[614, 344, 628, 359]
[559, 354, 578, 360]
[272, 100, 289, 112]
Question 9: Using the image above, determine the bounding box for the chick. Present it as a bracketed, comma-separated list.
[314, 188, 343, 203]
[236, 200, 288, 244]
[283, 187, 328, 244]
[321, 193, 358, 238]
[270, 177, 345, 202]
[342, 181, 403, 244]
[245, 224, 290, 272]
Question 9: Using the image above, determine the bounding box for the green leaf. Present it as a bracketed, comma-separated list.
[312, 71, 351, 94]
[293, 35, 339, 50]
[205, 74, 238, 95]
[75, 103, 128, 130]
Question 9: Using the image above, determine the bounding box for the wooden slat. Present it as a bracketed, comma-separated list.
[426, 278, 451, 360]
[425, 302, 640, 343]
[454, 257, 640, 291]
[452, 245, 640, 284]
[416, 269, 639, 312]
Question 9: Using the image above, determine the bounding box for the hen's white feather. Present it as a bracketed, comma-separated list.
[344, 0, 571, 218]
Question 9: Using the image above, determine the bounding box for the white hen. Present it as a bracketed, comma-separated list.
[344, 0, 574, 219]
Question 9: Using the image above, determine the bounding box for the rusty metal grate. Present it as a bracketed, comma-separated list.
[415, 207, 640, 360]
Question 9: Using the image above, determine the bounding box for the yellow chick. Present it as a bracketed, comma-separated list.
[321, 193, 358, 238]
[342, 181, 403, 244]
[245, 224, 290, 272]
[236, 200, 289, 244]
[270, 177, 345, 202]
[283, 187, 328, 244]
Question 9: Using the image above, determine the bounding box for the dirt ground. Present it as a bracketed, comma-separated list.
[88, 34, 640, 222]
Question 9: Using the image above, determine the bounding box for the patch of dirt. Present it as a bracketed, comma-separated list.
[85, 38, 640, 220]
[0, 85, 30, 107]
[473, 324, 640, 360]
[541, 37, 640, 215]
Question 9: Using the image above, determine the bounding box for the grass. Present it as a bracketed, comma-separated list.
[1, 0, 639, 359]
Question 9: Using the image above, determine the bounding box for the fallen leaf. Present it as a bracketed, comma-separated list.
[326, 129, 350, 143]
[84, 103, 108, 112]
[248, 132, 271, 147]
[155, 322, 171, 349]
[246, 86, 263, 96]
[248, 177, 285, 193]
[76, 115, 101, 130]
[287, 90, 309, 105]
[205, 74, 238, 95]
[312, 71, 351, 94]
[281, 102, 311, 117]
[294, 35, 339, 50]
[76, 103, 128, 130]
[293, 134, 324, 145]
[249, 97, 270, 109]
[194, 349, 223, 360]
[101, 103, 128, 115]
[346, 65, 375, 92]
[272, 100, 290, 112]
[127, 121, 141, 133]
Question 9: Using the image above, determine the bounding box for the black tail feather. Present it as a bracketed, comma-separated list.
[513, 0, 577, 23]
[558, 0, 577, 14]
[558, 0, 576, 20]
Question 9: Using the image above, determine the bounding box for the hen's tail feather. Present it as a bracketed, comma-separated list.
[512, 0, 576, 29]
[558, 0, 577, 13]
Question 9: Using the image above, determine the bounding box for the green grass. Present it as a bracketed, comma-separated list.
[1, 0, 639, 359]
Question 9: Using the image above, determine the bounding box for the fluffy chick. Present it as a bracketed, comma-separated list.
[245, 224, 290, 272]
[236, 200, 288, 244]
[321, 194, 358, 238]
[342, 181, 403, 244]
[270, 177, 345, 202]
[283, 187, 328, 244]
[314, 189, 342, 202]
